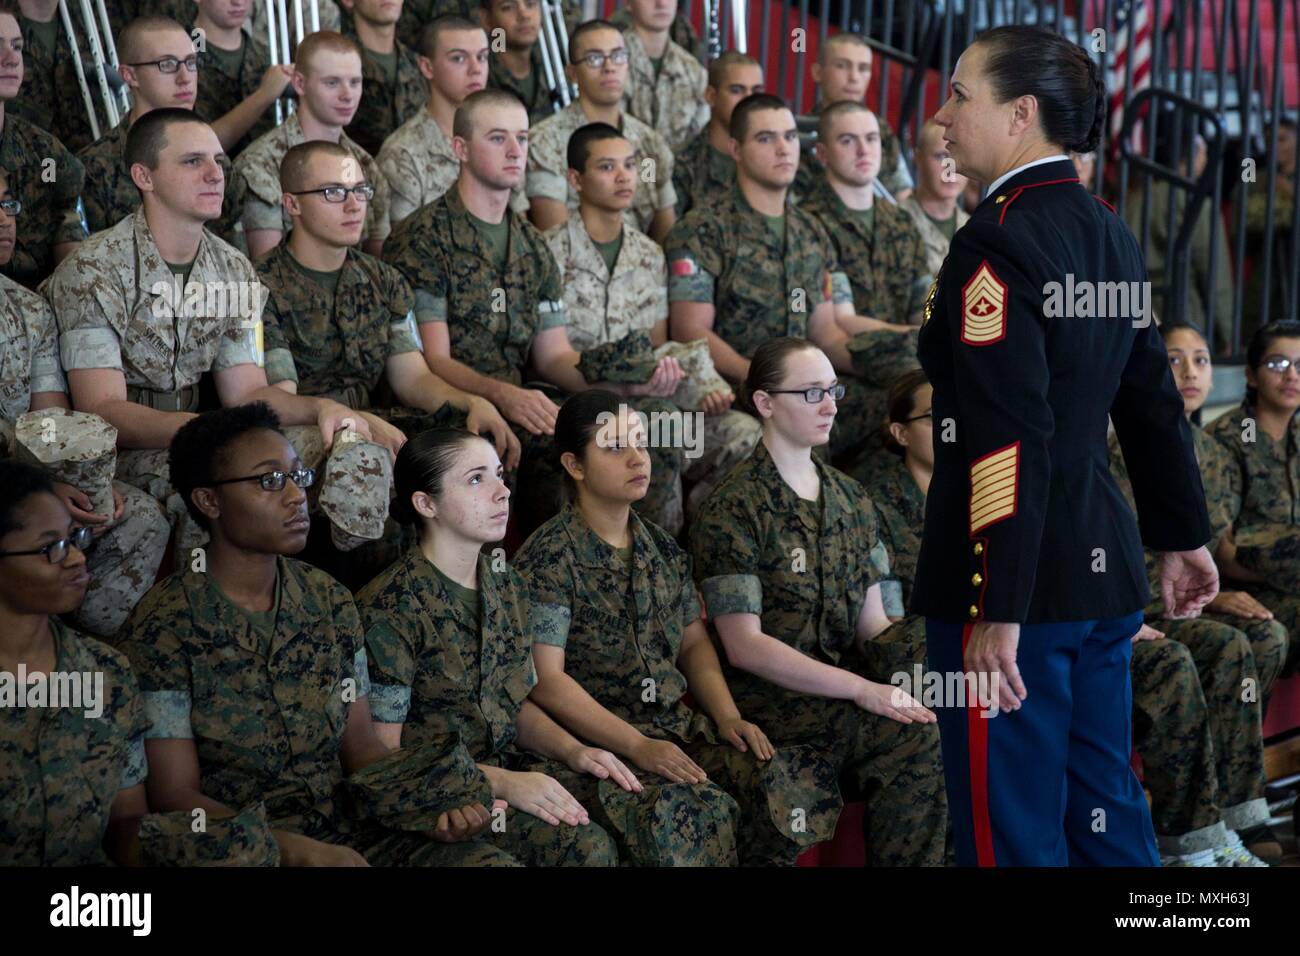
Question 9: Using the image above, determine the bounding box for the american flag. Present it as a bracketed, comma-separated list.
[1106, 0, 1155, 155]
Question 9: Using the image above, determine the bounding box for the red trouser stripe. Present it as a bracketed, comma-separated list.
[962, 622, 997, 867]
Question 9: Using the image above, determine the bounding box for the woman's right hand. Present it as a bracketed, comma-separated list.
[495, 770, 590, 826]
[629, 736, 708, 785]
[854, 678, 936, 724]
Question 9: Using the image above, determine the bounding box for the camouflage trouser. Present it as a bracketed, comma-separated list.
[528, 760, 740, 866]
[115, 447, 208, 568]
[325, 823, 524, 866]
[1129, 636, 1222, 851]
[69, 480, 169, 641]
[1197, 610, 1290, 710]
[1242, 585, 1300, 677]
[1157, 617, 1273, 837]
[732, 656, 948, 866]
[510, 395, 687, 538]
[683, 410, 762, 518]
[478, 808, 618, 866]
[683, 738, 820, 867]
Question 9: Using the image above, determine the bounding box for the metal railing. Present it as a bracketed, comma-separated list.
[589, 0, 1298, 357]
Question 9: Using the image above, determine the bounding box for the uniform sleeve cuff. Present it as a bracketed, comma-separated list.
[368, 684, 412, 724]
[414, 289, 448, 324]
[526, 171, 567, 202]
[701, 574, 763, 617]
[143, 690, 193, 739]
[531, 603, 571, 648]
[59, 327, 122, 371]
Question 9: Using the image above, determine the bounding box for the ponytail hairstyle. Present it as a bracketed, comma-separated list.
[554, 389, 626, 498]
[391, 427, 494, 528]
[738, 336, 821, 416]
[1245, 320, 1300, 408]
[972, 25, 1105, 155]
[881, 368, 931, 456]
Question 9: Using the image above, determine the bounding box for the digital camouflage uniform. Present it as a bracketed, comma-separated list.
[545, 213, 761, 527]
[0, 113, 86, 289]
[620, 29, 708, 152]
[193, 33, 275, 159]
[340, 16, 429, 159]
[355, 543, 618, 866]
[0, 273, 169, 640]
[234, 113, 392, 245]
[792, 113, 913, 202]
[514, 504, 759, 866]
[1110, 427, 1282, 849]
[15, 13, 99, 152]
[46, 207, 264, 539]
[663, 182, 874, 459]
[123, 557, 514, 865]
[77, 117, 247, 251]
[863, 452, 925, 619]
[608, 7, 703, 64]
[487, 46, 557, 126]
[690, 441, 948, 866]
[376, 107, 529, 228]
[672, 127, 734, 218]
[1207, 401, 1300, 678]
[0, 619, 148, 865]
[384, 185, 601, 533]
[801, 178, 932, 326]
[899, 196, 968, 278]
[396, 0, 472, 50]
[526, 101, 676, 235]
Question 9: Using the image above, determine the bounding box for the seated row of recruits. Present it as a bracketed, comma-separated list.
[2, 338, 949, 867]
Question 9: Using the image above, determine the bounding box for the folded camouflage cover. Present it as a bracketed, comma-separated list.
[342, 736, 493, 833]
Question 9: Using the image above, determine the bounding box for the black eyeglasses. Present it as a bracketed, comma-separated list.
[763, 384, 847, 404]
[0, 525, 94, 563]
[575, 49, 630, 69]
[0, 198, 21, 216]
[290, 184, 375, 204]
[902, 409, 933, 423]
[207, 468, 317, 492]
[128, 55, 200, 74]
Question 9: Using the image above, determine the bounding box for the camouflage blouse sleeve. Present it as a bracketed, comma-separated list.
[535, 238, 569, 333]
[513, 537, 574, 650]
[105, 647, 150, 789]
[356, 571, 418, 725]
[689, 490, 764, 620]
[333, 585, 372, 702]
[383, 269, 422, 357]
[25, 291, 67, 396]
[642, 127, 678, 212]
[122, 584, 195, 741]
[258, 281, 299, 387]
[664, 212, 723, 305]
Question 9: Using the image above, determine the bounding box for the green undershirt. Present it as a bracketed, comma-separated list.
[592, 231, 622, 275]
[207, 572, 282, 657]
[288, 251, 344, 296]
[369, 48, 398, 87]
[468, 209, 510, 271]
[165, 258, 195, 290]
[204, 38, 246, 75]
[762, 213, 785, 244]
[924, 208, 958, 242]
[433, 564, 480, 627]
